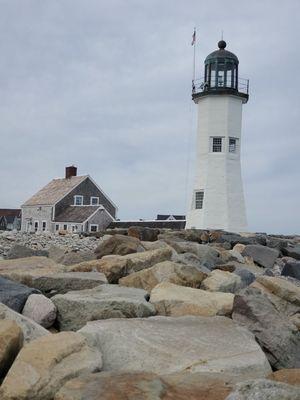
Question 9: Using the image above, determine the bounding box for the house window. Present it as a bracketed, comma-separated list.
[34, 221, 39, 232]
[63, 224, 67, 231]
[74, 195, 83, 206]
[211, 137, 223, 152]
[229, 137, 238, 153]
[195, 191, 204, 209]
[90, 224, 98, 232]
[42, 221, 47, 231]
[90, 197, 99, 205]
[72, 225, 78, 232]
[55, 224, 60, 231]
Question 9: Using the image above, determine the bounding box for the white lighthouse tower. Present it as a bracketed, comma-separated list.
[186, 40, 249, 232]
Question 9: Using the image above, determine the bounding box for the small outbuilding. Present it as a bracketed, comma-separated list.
[0, 209, 21, 231]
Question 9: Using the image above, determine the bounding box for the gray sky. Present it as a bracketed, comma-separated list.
[0, 0, 299, 234]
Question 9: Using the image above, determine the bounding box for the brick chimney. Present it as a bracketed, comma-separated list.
[65, 165, 77, 179]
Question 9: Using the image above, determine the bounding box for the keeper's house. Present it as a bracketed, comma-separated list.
[21, 166, 117, 233]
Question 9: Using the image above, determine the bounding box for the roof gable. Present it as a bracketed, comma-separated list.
[22, 175, 88, 206]
[54, 205, 102, 223]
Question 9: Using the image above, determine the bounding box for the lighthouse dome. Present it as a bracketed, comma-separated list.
[205, 41, 239, 65]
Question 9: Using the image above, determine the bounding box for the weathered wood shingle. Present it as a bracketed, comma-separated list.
[55, 206, 101, 223]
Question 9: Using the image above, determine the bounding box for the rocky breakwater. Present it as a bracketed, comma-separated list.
[0, 227, 299, 399]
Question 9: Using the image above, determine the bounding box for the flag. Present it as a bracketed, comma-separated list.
[191, 29, 196, 46]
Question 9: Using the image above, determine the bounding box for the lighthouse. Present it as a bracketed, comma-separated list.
[186, 40, 249, 232]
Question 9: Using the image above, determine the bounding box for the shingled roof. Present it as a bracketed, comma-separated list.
[22, 175, 88, 206]
[0, 209, 21, 218]
[55, 205, 101, 223]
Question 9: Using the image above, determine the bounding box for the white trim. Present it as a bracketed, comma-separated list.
[74, 195, 83, 206]
[87, 175, 118, 211]
[34, 220, 39, 232]
[22, 175, 118, 217]
[210, 136, 225, 153]
[228, 136, 239, 153]
[90, 224, 98, 232]
[53, 222, 83, 227]
[90, 196, 100, 205]
[82, 206, 103, 224]
[71, 224, 80, 233]
[84, 206, 116, 224]
[54, 206, 115, 226]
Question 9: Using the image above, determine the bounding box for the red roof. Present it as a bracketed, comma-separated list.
[0, 209, 21, 218]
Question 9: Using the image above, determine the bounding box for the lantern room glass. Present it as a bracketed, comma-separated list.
[204, 60, 238, 90]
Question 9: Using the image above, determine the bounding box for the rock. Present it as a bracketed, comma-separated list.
[23, 272, 108, 296]
[174, 252, 210, 270]
[264, 268, 275, 276]
[95, 234, 145, 258]
[0, 320, 23, 380]
[233, 268, 256, 286]
[128, 226, 160, 241]
[265, 237, 288, 252]
[215, 232, 266, 247]
[70, 247, 173, 283]
[256, 276, 300, 306]
[201, 270, 242, 293]
[22, 294, 56, 328]
[78, 316, 271, 379]
[268, 369, 300, 386]
[158, 230, 203, 244]
[47, 245, 66, 263]
[0, 332, 102, 400]
[250, 280, 299, 317]
[232, 260, 265, 275]
[54, 371, 234, 400]
[232, 288, 300, 369]
[225, 378, 300, 400]
[0, 302, 49, 342]
[242, 245, 279, 269]
[119, 261, 208, 291]
[0, 276, 40, 312]
[0, 257, 66, 285]
[290, 314, 300, 330]
[150, 282, 234, 316]
[141, 240, 172, 251]
[282, 261, 300, 281]
[52, 285, 155, 331]
[229, 250, 245, 263]
[161, 241, 220, 270]
[233, 244, 246, 254]
[58, 251, 96, 266]
[212, 263, 236, 272]
[282, 245, 300, 261]
[48, 246, 96, 266]
[6, 244, 48, 260]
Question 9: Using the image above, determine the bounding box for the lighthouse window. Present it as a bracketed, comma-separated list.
[212, 137, 223, 152]
[195, 191, 204, 209]
[229, 137, 238, 153]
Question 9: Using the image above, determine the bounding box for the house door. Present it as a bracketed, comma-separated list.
[26, 221, 31, 232]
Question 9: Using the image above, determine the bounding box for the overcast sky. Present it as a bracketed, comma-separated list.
[0, 1, 299, 234]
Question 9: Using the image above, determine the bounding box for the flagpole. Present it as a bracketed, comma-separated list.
[193, 27, 196, 82]
[191, 27, 196, 93]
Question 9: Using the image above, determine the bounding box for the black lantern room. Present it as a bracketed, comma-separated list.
[192, 40, 249, 102]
